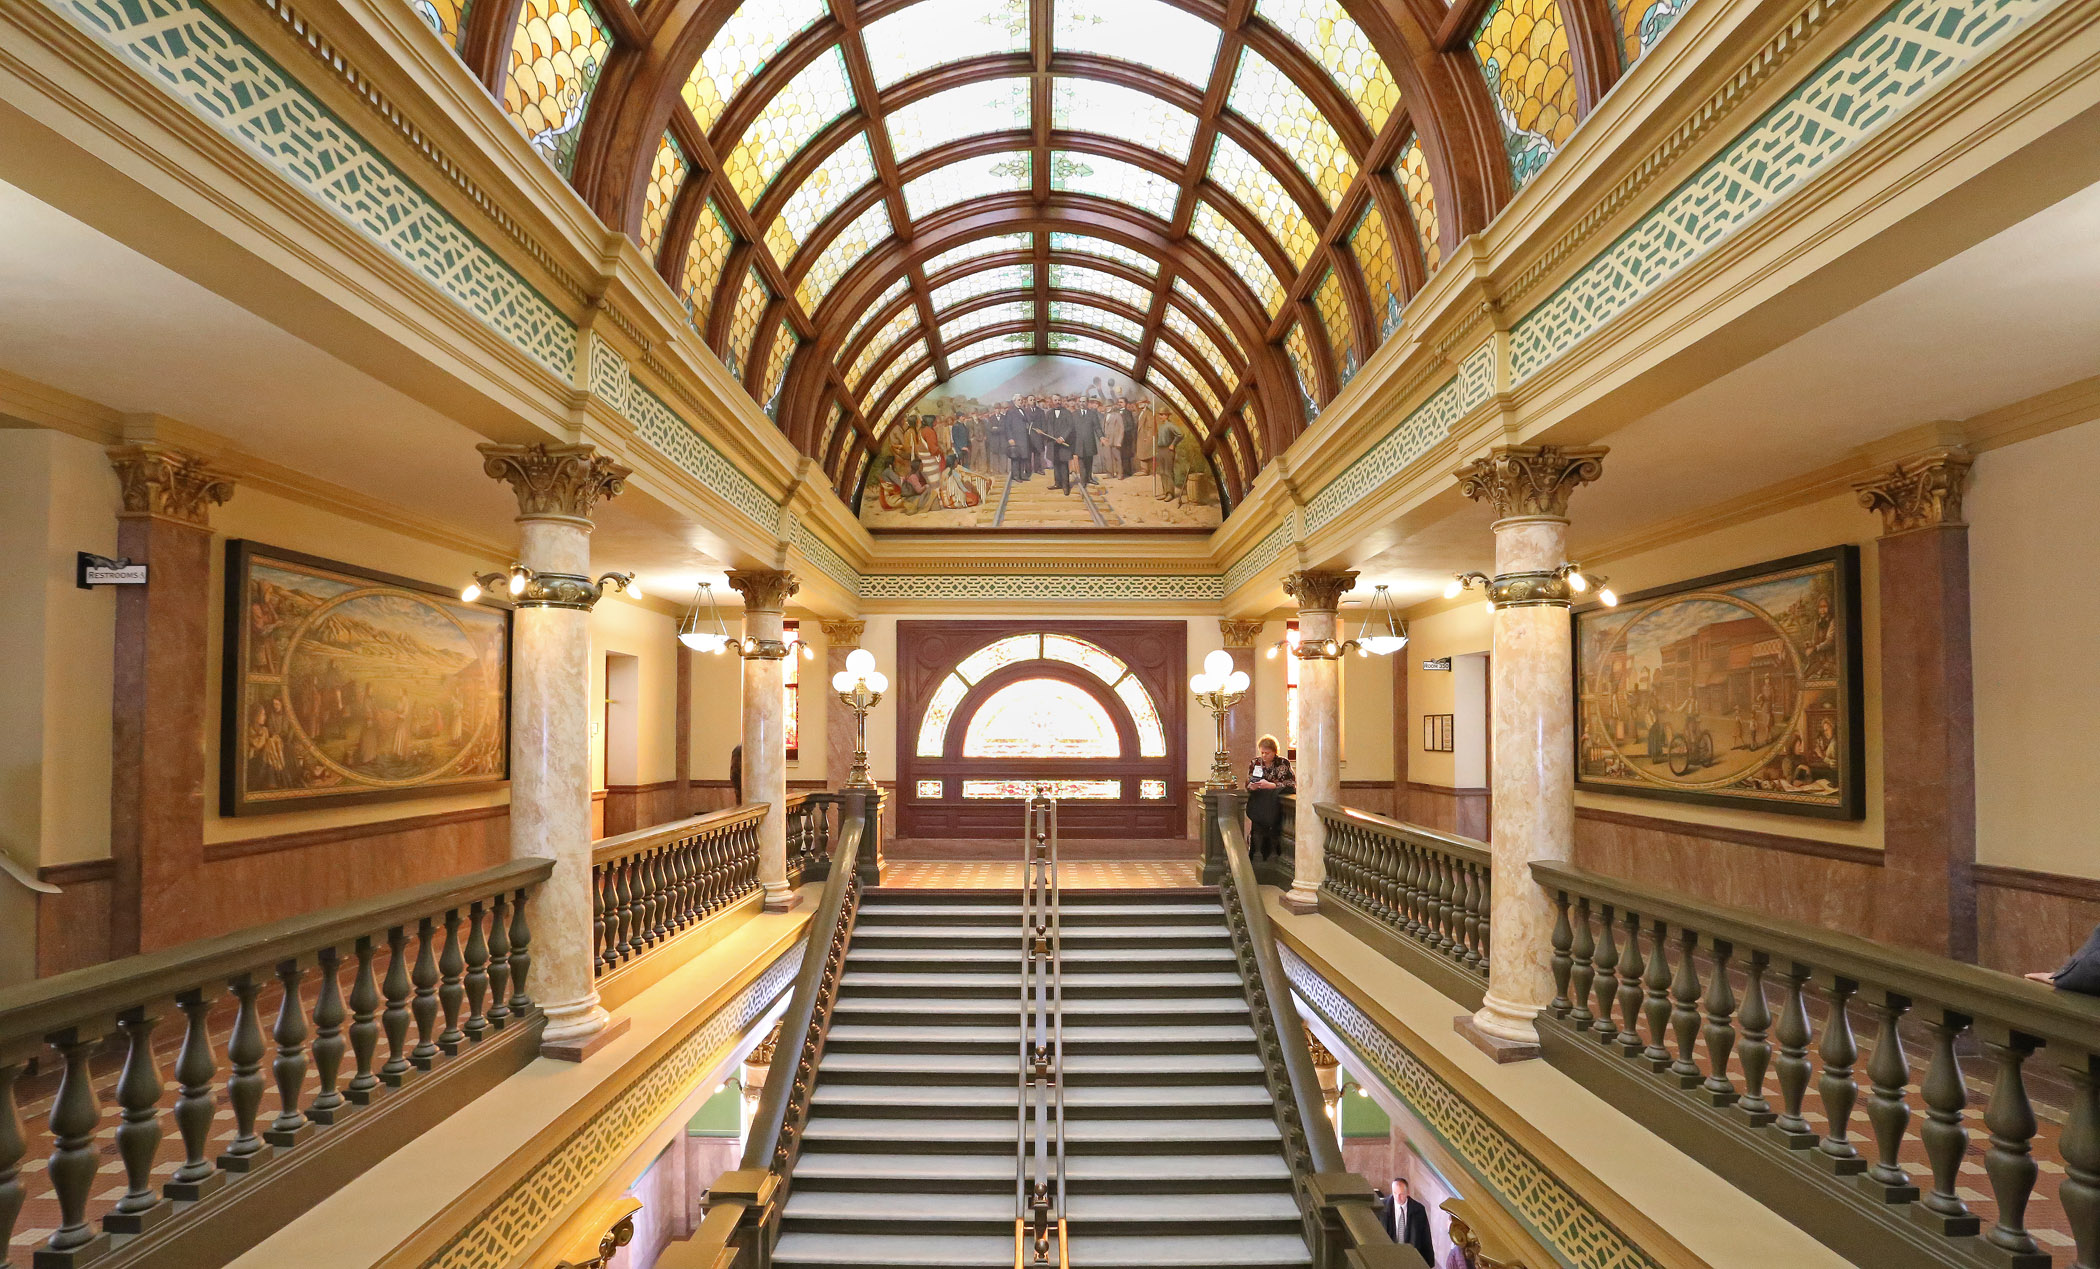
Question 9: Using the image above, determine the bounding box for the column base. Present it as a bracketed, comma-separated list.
[1280, 882, 1321, 914]
[1459, 993, 1544, 1062]
[542, 1014, 631, 1063]
[1455, 1015, 1542, 1064]
[763, 882, 803, 913]
[540, 995, 612, 1046]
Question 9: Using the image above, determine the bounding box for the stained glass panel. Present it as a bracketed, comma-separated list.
[1247, 398, 1268, 461]
[1046, 264, 1149, 314]
[1224, 419, 1250, 484]
[1046, 333, 1135, 372]
[1050, 233, 1157, 278]
[724, 266, 769, 376]
[680, 0, 826, 131]
[904, 152, 1031, 220]
[1285, 621, 1300, 755]
[1349, 200, 1402, 345]
[940, 301, 1033, 347]
[1206, 134, 1318, 271]
[848, 277, 911, 346]
[865, 337, 927, 409]
[1254, 0, 1401, 132]
[932, 264, 1032, 312]
[1053, 0, 1219, 89]
[948, 331, 1037, 366]
[1051, 79, 1200, 162]
[503, 0, 610, 175]
[639, 133, 688, 259]
[1139, 779, 1167, 800]
[957, 634, 1041, 684]
[849, 306, 917, 389]
[1163, 304, 1234, 374]
[1226, 50, 1357, 209]
[1284, 320, 1319, 409]
[721, 46, 855, 206]
[409, 0, 467, 49]
[885, 78, 1031, 163]
[863, 0, 1028, 88]
[819, 403, 844, 462]
[680, 199, 735, 327]
[879, 367, 938, 427]
[1471, 0, 1576, 191]
[758, 317, 796, 413]
[1049, 152, 1179, 222]
[925, 232, 1035, 280]
[1148, 372, 1202, 428]
[1042, 634, 1126, 684]
[765, 133, 877, 265]
[917, 673, 971, 755]
[964, 678, 1122, 758]
[1050, 301, 1143, 344]
[1396, 134, 1442, 273]
[1314, 268, 1355, 381]
[917, 780, 945, 798]
[1172, 280, 1244, 358]
[1154, 342, 1220, 416]
[1113, 675, 1168, 758]
[1604, 0, 1694, 66]
[1189, 201, 1286, 316]
[962, 779, 1122, 800]
[796, 201, 892, 311]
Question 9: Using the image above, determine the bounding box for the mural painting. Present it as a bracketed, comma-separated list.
[221, 541, 511, 814]
[858, 356, 1223, 529]
[1573, 547, 1863, 819]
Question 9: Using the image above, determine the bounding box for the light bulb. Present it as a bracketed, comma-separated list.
[1356, 645, 1369, 657]
[846, 647, 875, 676]
[831, 670, 853, 692]
[1191, 672, 1216, 695]
[802, 643, 816, 661]
[866, 671, 888, 694]
[1599, 587, 1619, 607]
[1203, 649, 1233, 679]
[626, 579, 643, 599]
[1484, 599, 1496, 614]
[460, 581, 482, 603]
[1266, 645, 1279, 660]
[1566, 570, 1588, 593]
[1227, 670, 1249, 692]
[1443, 578, 1463, 599]
[508, 569, 528, 596]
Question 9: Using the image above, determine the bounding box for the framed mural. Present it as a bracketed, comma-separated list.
[1573, 546, 1863, 819]
[220, 541, 511, 815]
[858, 355, 1223, 531]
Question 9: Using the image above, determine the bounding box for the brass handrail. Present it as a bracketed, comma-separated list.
[1017, 792, 1066, 1268]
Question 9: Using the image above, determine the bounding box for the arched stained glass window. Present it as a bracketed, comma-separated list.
[963, 679, 1122, 758]
[916, 632, 1167, 757]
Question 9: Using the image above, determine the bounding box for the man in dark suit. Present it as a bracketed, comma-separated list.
[949, 416, 972, 470]
[1025, 396, 1048, 477]
[1381, 1177, 1434, 1267]
[1043, 402, 1075, 493]
[1073, 402, 1103, 488]
[999, 402, 1029, 481]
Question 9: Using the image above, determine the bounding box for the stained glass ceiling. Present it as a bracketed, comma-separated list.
[483, 0, 1631, 503]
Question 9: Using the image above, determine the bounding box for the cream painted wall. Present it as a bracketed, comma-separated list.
[587, 596, 679, 791]
[1970, 418, 2100, 876]
[688, 634, 743, 783]
[787, 614, 827, 782]
[1401, 603, 1494, 790]
[1340, 645, 1395, 783]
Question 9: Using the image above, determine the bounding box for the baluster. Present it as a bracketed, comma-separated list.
[437, 908, 466, 1054]
[592, 864, 611, 972]
[1471, 867, 1491, 965]
[1590, 904, 1620, 1045]
[1667, 927, 1703, 1088]
[346, 936, 383, 1104]
[638, 850, 661, 947]
[2057, 1049, 2100, 1268]
[1376, 838, 1400, 924]
[1616, 909, 1647, 1059]
[1814, 975, 1865, 1174]
[1450, 862, 1473, 963]
[1980, 1029, 2043, 1259]
[1699, 939, 1738, 1107]
[1435, 857, 1458, 953]
[42, 1028, 108, 1261]
[1912, 1007, 1978, 1234]
[1395, 844, 1421, 935]
[613, 857, 636, 962]
[0, 1061, 24, 1258]
[1568, 896, 1596, 1029]
[410, 916, 441, 1068]
[266, 959, 312, 1146]
[464, 901, 491, 1041]
[220, 974, 272, 1172]
[310, 947, 348, 1124]
[1771, 963, 1819, 1148]
[1548, 891, 1573, 1018]
[675, 837, 698, 929]
[509, 886, 534, 1010]
[105, 1008, 170, 1234]
[1860, 990, 1917, 1202]
[487, 891, 514, 1027]
[1736, 951, 1774, 1126]
[164, 989, 224, 1200]
[1639, 918, 1672, 1069]
[380, 925, 414, 1086]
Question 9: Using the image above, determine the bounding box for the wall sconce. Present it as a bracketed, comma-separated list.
[1445, 564, 1615, 613]
[461, 564, 635, 609]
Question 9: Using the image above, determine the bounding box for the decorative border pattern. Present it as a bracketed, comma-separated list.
[422, 946, 799, 1269]
[588, 333, 631, 415]
[1508, 0, 2058, 379]
[1223, 515, 1296, 596]
[58, 0, 576, 377]
[1305, 342, 1496, 534]
[791, 519, 861, 593]
[627, 385, 778, 529]
[1283, 946, 1664, 1269]
[859, 573, 1227, 602]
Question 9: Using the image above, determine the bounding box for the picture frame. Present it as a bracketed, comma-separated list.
[1572, 546, 1864, 819]
[221, 541, 512, 815]
[1422, 714, 1455, 753]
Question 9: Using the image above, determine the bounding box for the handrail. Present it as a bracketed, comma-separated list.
[0, 851, 59, 896]
[592, 804, 768, 977]
[591, 803, 767, 868]
[1016, 792, 1067, 1268]
[1315, 803, 1491, 989]
[1318, 804, 1489, 868]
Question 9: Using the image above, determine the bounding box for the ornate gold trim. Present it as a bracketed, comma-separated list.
[1853, 447, 1973, 536]
[728, 569, 801, 613]
[107, 444, 235, 526]
[1281, 570, 1359, 613]
[819, 619, 866, 646]
[1219, 618, 1267, 647]
[1455, 445, 1609, 521]
[1488, 570, 1576, 609]
[479, 442, 630, 522]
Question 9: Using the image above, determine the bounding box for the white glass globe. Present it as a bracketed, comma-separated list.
[846, 647, 876, 676]
[1203, 648, 1233, 679]
[831, 670, 854, 692]
[866, 671, 889, 694]
[1227, 669, 1250, 692]
[1190, 672, 1216, 694]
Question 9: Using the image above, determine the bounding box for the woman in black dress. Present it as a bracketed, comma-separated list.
[1245, 735, 1296, 860]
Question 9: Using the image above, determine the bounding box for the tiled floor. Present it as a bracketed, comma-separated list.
[882, 860, 1203, 889]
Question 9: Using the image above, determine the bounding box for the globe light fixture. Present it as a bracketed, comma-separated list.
[833, 648, 887, 789]
[677, 581, 736, 653]
[1191, 648, 1252, 790]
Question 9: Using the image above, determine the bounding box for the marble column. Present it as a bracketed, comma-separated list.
[107, 445, 234, 955]
[821, 619, 866, 791]
[1856, 449, 1977, 960]
[1219, 619, 1265, 780]
[1281, 571, 1357, 913]
[1456, 444, 1606, 1058]
[730, 570, 801, 911]
[480, 441, 630, 1054]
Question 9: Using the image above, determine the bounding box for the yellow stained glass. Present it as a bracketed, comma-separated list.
[724, 266, 769, 377]
[1047, 264, 1149, 315]
[933, 263, 1032, 312]
[1226, 49, 1357, 209]
[1054, 0, 1219, 89]
[1471, 0, 1577, 190]
[1205, 134, 1319, 271]
[796, 201, 892, 312]
[880, 366, 939, 428]
[1253, 0, 1401, 133]
[1283, 321, 1319, 410]
[1050, 233, 1157, 277]
[819, 403, 844, 462]
[1050, 302, 1143, 344]
[681, 0, 826, 132]
[941, 301, 1033, 347]
[1225, 418, 1250, 484]
[885, 78, 1031, 163]
[722, 46, 855, 206]
[849, 306, 918, 390]
[1349, 199, 1401, 344]
[1047, 332, 1136, 372]
[1172, 279, 1244, 359]
[848, 277, 910, 346]
[1051, 79, 1200, 162]
[680, 199, 734, 328]
[408, 0, 467, 51]
[904, 152, 1031, 220]
[758, 317, 797, 413]
[1189, 201, 1286, 316]
[1147, 371, 1203, 428]
[862, 0, 1028, 89]
[1154, 341, 1220, 416]
[1313, 268, 1355, 380]
[1163, 303, 1234, 374]
[503, 0, 610, 175]
[1605, 0, 1693, 67]
[765, 133, 877, 265]
[924, 232, 1034, 280]
[1247, 398, 1268, 460]
[1049, 151, 1179, 221]
[1397, 134, 1442, 273]
[866, 338, 926, 409]
[640, 133, 688, 260]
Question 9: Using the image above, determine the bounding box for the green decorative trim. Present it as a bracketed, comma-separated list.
[627, 385, 777, 529]
[1282, 946, 1665, 1269]
[859, 573, 1226, 602]
[1224, 515, 1295, 596]
[791, 520, 861, 593]
[1305, 342, 1495, 534]
[587, 332, 630, 414]
[58, 0, 575, 378]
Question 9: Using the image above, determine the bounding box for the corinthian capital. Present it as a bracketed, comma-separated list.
[107, 444, 235, 527]
[1219, 619, 1266, 648]
[1454, 444, 1608, 520]
[478, 441, 630, 521]
[1853, 448, 1973, 536]
[728, 569, 801, 613]
[1282, 570, 1358, 613]
[820, 618, 866, 646]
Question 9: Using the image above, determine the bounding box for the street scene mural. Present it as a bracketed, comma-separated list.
[221, 542, 511, 815]
[858, 356, 1223, 529]
[1574, 548, 1862, 818]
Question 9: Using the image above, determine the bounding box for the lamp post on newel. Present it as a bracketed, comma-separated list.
[830, 648, 889, 885]
[1191, 649, 1252, 790]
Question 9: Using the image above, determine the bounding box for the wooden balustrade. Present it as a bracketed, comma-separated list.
[0, 858, 550, 1268]
[590, 805, 767, 978]
[1313, 804, 1491, 1008]
[783, 792, 838, 887]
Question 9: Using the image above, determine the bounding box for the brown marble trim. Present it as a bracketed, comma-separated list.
[1340, 780, 1393, 790]
[201, 805, 510, 863]
[605, 781, 680, 795]
[1975, 864, 2100, 902]
[1575, 807, 1883, 866]
[1407, 782, 1490, 795]
[38, 859, 116, 886]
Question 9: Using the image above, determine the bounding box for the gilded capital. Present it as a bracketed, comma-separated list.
[1455, 444, 1608, 520]
[1281, 570, 1358, 613]
[820, 618, 867, 647]
[1854, 448, 1973, 536]
[1303, 1026, 1337, 1069]
[478, 441, 630, 522]
[107, 444, 234, 527]
[728, 569, 800, 613]
[1219, 618, 1266, 648]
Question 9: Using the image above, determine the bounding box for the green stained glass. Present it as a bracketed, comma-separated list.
[1047, 263, 1150, 314]
[1396, 134, 1442, 272]
[885, 78, 1031, 163]
[1046, 332, 1135, 373]
[1189, 201, 1286, 316]
[1053, 0, 1219, 89]
[948, 333, 1037, 369]
[1051, 79, 1199, 162]
[1172, 279, 1244, 359]
[904, 152, 1031, 220]
[932, 263, 1032, 311]
[1049, 151, 1179, 221]
[1253, 0, 1401, 133]
[680, 0, 826, 131]
[1049, 233, 1158, 277]
[924, 232, 1034, 280]
[940, 301, 1033, 347]
[796, 201, 892, 311]
[1604, 0, 1694, 66]
[1314, 268, 1354, 379]
[1226, 49, 1357, 209]
[765, 133, 876, 265]
[724, 265, 769, 377]
[758, 317, 797, 414]
[1049, 301, 1143, 344]
[1163, 303, 1234, 374]
[1349, 198, 1402, 344]
[1471, 0, 1577, 191]
[1206, 133, 1319, 271]
[863, 0, 1028, 88]
[640, 132, 688, 260]
[680, 199, 734, 329]
[503, 0, 610, 175]
[722, 46, 855, 206]
[849, 306, 918, 390]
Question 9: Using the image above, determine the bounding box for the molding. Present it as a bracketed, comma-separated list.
[202, 804, 510, 863]
[37, 859, 117, 886]
[860, 573, 1226, 603]
[603, 781, 680, 797]
[1409, 782, 1491, 797]
[1574, 806, 1884, 866]
[1975, 864, 2100, 903]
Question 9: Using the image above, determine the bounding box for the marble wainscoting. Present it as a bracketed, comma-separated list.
[602, 781, 687, 838]
[1405, 783, 1491, 840]
[1976, 866, 2100, 976]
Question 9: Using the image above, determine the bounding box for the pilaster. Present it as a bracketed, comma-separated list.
[1220, 619, 1265, 784]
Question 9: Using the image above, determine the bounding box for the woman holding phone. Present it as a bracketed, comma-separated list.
[1245, 734, 1295, 860]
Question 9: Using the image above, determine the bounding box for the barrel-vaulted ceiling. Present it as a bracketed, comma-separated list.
[423, 0, 1691, 506]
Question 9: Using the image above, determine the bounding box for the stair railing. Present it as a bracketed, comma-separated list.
[1208, 790, 1416, 1269]
[1017, 791, 1068, 1269]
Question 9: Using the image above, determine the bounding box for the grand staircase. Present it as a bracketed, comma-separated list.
[772, 888, 1313, 1269]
